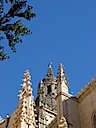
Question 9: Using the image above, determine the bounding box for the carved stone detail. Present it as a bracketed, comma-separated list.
[13, 70, 37, 128]
[58, 116, 68, 128]
[57, 63, 68, 86]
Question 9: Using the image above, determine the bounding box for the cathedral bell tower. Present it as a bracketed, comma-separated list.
[35, 62, 57, 128]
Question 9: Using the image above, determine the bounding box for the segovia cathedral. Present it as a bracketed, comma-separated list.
[0, 62, 96, 128]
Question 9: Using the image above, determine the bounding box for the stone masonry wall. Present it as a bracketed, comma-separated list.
[78, 79, 96, 128]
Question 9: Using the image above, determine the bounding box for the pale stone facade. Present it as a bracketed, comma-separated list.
[0, 63, 96, 128]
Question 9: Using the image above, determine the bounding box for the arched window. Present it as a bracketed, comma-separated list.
[47, 85, 51, 94]
[93, 111, 96, 128]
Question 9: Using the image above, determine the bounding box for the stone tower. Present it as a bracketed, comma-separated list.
[35, 62, 57, 128]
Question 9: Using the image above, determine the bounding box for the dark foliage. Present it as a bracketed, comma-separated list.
[0, 0, 36, 60]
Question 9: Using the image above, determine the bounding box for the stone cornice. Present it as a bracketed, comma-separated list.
[55, 91, 72, 100]
[77, 77, 96, 102]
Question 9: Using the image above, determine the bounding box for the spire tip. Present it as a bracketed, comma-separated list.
[48, 62, 52, 68]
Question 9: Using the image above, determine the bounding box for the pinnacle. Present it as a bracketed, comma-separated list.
[23, 70, 31, 81]
[22, 70, 32, 86]
[18, 70, 33, 99]
[57, 63, 68, 86]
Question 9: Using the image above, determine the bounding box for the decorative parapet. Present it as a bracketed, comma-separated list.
[77, 77, 96, 102]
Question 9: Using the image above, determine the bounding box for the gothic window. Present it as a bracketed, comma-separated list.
[47, 85, 51, 94]
[93, 112, 96, 128]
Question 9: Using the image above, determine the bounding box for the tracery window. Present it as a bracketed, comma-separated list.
[93, 112, 96, 128]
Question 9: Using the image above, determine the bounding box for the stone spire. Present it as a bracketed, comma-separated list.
[12, 70, 37, 128]
[46, 62, 54, 79]
[57, 63, 68, 87]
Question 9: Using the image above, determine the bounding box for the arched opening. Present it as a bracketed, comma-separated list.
[47, 85, 51, 94]
[92, 111, 96, 128]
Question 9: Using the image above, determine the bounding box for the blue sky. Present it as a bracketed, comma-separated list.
[0, 0, 96, 118]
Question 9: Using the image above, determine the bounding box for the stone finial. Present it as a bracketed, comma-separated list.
[22, 70, 31, 86]
[58, 116, 68, 128]
[57, 63, 68, 86]
[46, 62, 54, 79]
